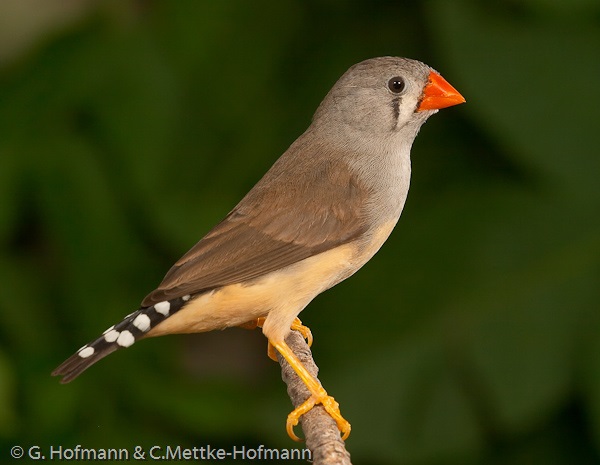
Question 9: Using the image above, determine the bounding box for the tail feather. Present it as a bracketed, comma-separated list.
[52, 294, 192, 383]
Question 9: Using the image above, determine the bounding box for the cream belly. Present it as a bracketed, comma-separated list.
[146, 219, 398, 342]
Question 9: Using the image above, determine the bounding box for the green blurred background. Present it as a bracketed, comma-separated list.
[1, 1, 599, 463]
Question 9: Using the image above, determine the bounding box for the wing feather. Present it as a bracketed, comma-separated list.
[142, 145, 367, 306]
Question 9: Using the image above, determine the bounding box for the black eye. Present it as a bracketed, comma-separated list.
[388, 77, 406, 93]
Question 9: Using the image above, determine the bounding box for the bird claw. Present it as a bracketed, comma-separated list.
[290, 318, 313, 348]
[243, 317, 313, 361]
[286, 389, 351, 441]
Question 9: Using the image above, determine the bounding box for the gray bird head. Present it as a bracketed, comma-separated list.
[311, 57, 464, 151]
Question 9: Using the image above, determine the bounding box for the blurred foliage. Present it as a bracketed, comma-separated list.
[0, 0, 599, 464]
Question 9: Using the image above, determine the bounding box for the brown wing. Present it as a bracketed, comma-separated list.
[141, 146, 367, 307]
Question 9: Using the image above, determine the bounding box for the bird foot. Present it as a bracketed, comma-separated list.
[241, 317, 313, 361]
[286, 387, 351, 441]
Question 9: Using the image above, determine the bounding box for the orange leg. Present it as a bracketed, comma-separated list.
[239, 317, 348, 440]
[271, 339, 351, 441]
[241, 317, 313, 361]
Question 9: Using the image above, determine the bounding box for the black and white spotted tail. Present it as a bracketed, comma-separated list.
[52, 295, 191, 383]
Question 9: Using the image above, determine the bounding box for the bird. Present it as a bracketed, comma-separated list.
[52, 56, 465, 441]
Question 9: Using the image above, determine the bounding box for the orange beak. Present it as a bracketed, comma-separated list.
[417, 70, 465, 111]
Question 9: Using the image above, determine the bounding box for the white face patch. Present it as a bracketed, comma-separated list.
[182, 295, 191, 301]
[133, 314, 151, 332]
[116, 330, 135, 348]
[154, 301, 171, 316]
[79, 346, 95, 358]
[104, 329, 120, 343]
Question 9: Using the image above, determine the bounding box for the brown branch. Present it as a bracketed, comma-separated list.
[277, 330, 352, 465]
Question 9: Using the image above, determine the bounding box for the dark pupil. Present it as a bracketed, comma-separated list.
[389, 77, 405, 93]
